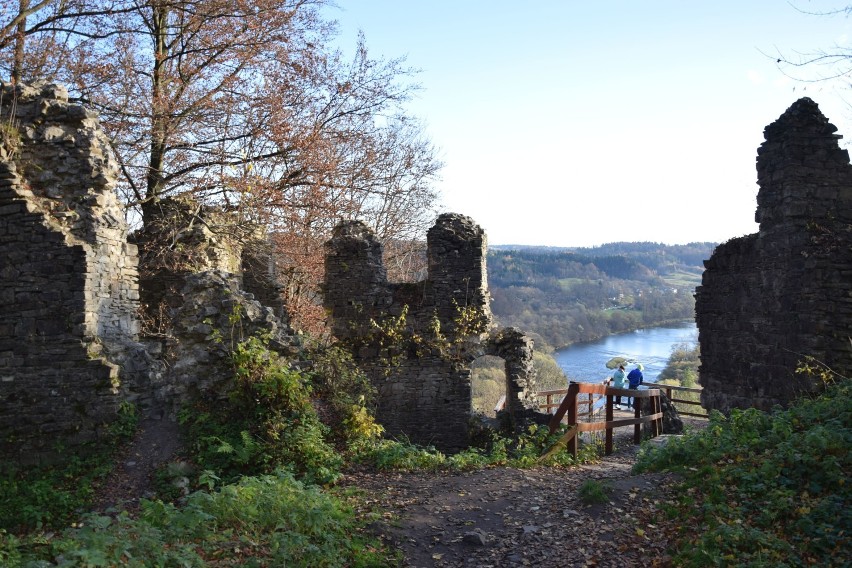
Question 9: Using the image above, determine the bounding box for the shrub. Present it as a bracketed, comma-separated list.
[182, 333, 342, 485]
[635, 379, 851, 566]
[308, 344, 384, 446]
[1, 471, 395, 567]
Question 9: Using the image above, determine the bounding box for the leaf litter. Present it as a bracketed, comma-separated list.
[342, 422, 708, 567]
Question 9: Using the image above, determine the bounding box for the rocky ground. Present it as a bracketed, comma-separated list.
[343, 419, 709, 568]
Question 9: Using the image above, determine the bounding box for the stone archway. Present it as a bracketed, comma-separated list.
[482, 327, 544, 434]
[470, 354, 508, 416]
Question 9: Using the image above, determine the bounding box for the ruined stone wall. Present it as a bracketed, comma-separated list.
[0, 82, 542, 460]
[325, 213, 540, 451]
[426, 214, 490, 336]
[0, 83, 141, 462]
[695, 97, 852, 413]
[369, 356, 473, 452]
[0, 83, 298, 462]
[162, 270, 298, 408]
[324, 220, 392, 340]
[486, 327, 540, 432]
[134, 196, 246, 318]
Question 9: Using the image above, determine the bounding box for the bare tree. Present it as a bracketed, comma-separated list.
[772, 5, 852, 85]
[2, 0, 442, 330]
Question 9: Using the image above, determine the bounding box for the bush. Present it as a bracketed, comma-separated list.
[635, 380, 852, 566]
[309, 344, 384, 446]
[1, 471, 395, 567]
[182, 334, 342, 486]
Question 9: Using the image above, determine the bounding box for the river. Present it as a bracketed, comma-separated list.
[553, 321, 698, 385]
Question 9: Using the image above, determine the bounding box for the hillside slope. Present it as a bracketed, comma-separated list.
[488, 242, 714, 348]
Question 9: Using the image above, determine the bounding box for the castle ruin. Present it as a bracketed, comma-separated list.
[0, 82, 542, 462]
[0, 83, 296, 463]
[14, 85, 848, 462]
[695, 97, 852, 412]
[324, 215, 542, 451]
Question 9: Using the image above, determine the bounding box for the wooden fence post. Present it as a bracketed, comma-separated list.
[633, 397, 642, 444]
[567, 383, 579, 456]
[605, 393, 614, 455]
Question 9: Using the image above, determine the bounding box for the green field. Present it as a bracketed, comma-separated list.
[661, 269, 702, 289]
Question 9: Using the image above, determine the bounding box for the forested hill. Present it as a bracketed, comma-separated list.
[487, 242, 716, 349]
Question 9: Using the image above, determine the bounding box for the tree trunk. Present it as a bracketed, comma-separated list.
[12, 0, 29, 84]
[145, 3, 169, 226]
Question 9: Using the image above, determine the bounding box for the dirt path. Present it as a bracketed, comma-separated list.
[92, 418, 184, 513]
[345, 429, 696, 568]
[90, 415, 699, 567]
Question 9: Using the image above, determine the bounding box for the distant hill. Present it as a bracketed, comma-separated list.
[486, 242, 716, 349]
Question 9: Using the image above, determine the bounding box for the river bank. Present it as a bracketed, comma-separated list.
[553, 321, 698, 384]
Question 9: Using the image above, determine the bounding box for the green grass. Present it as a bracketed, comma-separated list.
[0, 402, 138, 532]
[0, 455, 114, 532]
[634, 379, 851, 567]
[660, 270, 702, 289]
[578, 479, 612, 505]
[0, 328, 604, 566]
[350, 423, 586, 472]
[556, 277, 587, 290]
[1, 470, 396, 567]
[0, 422, 593, 567]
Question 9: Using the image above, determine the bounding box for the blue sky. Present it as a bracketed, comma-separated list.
[327, 1, 852, 247]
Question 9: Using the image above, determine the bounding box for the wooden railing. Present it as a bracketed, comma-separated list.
[535, 388, 599, 418]
[496, 383, 709, 420]
[497, 382, 668, 459]
[546, 382, 665, 457]
[495, 382, 707, 460]
[494, 387, 604, 419]
[651, 384, 708, 418]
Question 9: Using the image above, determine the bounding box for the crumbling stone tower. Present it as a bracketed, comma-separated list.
[695, 97, 852, 413]
[0, 83, 298, 464]
[325, 213, 541, 451]
[0, 83, 141, 462]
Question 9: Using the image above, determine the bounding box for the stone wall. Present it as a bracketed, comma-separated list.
[324, 213, 541, 451]
[425, 214, 490, 337]
[0, 83, 541, 461]
[133, 196, 247, 319]
[160, 270, 298, 407]
[324, 220, 392, 340]
[486, 327, 543, 434]
[0, 83, 297, 463]
[695, 97, 852, 413]
[0, 83, 142, 462]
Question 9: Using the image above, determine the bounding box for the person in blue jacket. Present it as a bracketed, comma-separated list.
[626, 363, 644, 409]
